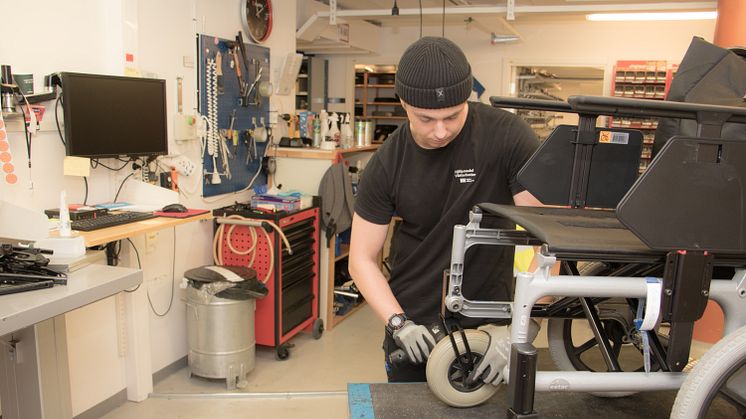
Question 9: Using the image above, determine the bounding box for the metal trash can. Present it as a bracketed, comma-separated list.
[184, 265, 268, 389]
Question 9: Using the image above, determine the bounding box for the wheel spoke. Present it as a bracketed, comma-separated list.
[573, 338, 598, 356]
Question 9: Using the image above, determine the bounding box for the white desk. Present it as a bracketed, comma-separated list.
[0, 264, 142, 419]
[50, 212, 212, 404]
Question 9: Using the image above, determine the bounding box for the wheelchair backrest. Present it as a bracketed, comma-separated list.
[617, 136, 746, 253]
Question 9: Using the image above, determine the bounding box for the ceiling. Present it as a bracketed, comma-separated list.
[299, 1, 717, 54]
[322, 0, 717, 24]
[332, 0, 715, 11]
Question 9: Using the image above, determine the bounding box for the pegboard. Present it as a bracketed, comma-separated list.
[218, 225, 276, 283]
[198, 34, 270, 197]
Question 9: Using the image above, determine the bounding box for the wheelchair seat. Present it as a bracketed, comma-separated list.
[478, 204, 662, 263]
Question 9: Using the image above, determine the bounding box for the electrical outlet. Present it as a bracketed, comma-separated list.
[173, 156, 196, 177]
[173, 113, 198, 141]
[145, 232, 158, 254]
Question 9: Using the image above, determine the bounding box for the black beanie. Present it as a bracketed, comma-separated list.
[395, 37, 473, 109]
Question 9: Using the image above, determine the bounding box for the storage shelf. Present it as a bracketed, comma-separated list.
[367, 102, 400, 106]
[335, 244, 350, 261]
[369, 116, 406, 120]
[611, 59, 676, 174]
[355, 66, 403, 143]
[267, 144, 379, 160]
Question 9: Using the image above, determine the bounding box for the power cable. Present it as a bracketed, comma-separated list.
[83, 176, 88, 205]
[91, 158, 132, 171]
[113, 173, 135, 203]
[146, 229, 176, 317]
[54, 94, 66, 147]
[124, 239, 141, 292]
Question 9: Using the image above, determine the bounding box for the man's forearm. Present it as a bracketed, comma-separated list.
[350, 258, 403, 324]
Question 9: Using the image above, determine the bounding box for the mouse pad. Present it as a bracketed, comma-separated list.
[153, 209, 211, 218]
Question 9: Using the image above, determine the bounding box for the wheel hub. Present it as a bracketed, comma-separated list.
[447, 352, 485, 393]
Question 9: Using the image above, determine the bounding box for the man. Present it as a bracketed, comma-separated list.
[348, 37, 542, 383]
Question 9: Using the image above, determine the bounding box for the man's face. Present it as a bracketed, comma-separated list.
[401, 101, 468, 149]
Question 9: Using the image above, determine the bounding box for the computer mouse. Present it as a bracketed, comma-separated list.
[161, 203, 188, 213]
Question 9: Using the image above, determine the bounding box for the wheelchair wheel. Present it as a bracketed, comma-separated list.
[547, 312, 650, 398]
[426, 329, 499, 407]
[671, 324, 746, 418]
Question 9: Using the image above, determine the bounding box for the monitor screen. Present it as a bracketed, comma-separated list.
[60, 72, 168, 158]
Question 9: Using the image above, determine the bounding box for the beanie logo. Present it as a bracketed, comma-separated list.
[435, 87, 445, 102]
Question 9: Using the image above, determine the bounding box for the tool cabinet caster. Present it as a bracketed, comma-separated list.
[276, 344, 290, 360]
[312, 318, 324, 339]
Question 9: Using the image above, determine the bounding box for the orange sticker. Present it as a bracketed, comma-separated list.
[598, 131, 611, 143]
[0, 130, 6, 141]
[3, 162, 14, 173]
[5, 173, 17, 184]
[0, 152, 10, 162]
[0, 141, 7, 151]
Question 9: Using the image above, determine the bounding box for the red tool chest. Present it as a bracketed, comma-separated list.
[213, 203, 323, 359]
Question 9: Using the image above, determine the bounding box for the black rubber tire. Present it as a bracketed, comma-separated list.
[425, 329, 499, 407]
[671, 324, 746, 418]
[276, 345, 290, 361]
[312, 318, 324, 339]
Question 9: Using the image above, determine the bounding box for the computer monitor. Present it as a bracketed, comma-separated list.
[59, 72, 168, 158]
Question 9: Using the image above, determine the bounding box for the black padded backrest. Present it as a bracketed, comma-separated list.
[653, 37, 746, 157]
[517, 125, 642, 208]
[617, 136, 746, 253]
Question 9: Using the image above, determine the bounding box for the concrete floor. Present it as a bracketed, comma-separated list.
[104, 305, 386, 418]
[103, 305, 713, 418]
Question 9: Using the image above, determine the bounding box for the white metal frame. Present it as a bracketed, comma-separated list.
[445, 208, 746, 394]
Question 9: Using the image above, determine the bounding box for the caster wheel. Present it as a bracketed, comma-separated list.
[312, 318, 324, 339]
[426, 329, 498, 407]
[276, 345, 290, 360]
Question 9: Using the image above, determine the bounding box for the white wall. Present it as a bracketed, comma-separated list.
[0, 0, 297, 415]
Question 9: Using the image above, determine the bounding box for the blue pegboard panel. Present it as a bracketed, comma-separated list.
[198, 34, 270, 197]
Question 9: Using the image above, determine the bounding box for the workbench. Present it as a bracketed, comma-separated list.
[49, 211, 213, 406]
[348, 349, 735, 418]
[0, 264, 142, 419]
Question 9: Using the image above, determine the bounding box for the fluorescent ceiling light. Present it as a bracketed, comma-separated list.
[586, 11, 717, 21]
[491, 33, 520, 43]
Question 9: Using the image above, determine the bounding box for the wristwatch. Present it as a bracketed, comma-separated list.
[386, 313, 408, 335]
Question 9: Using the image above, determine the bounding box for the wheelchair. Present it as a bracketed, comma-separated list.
[424, 95, 746, 418]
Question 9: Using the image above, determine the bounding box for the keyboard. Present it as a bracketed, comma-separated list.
[71, 211, 156, 231]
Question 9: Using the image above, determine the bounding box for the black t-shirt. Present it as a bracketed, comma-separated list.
[354, 101, 539, 327]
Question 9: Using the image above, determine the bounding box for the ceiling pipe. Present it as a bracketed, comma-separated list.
[309, 2, 716, 19]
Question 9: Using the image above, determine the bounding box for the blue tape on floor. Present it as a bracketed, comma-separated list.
[348, 383, 375, 418]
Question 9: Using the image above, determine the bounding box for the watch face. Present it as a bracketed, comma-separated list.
[388, 313, 407, 330]
[242, 0, 273, 44]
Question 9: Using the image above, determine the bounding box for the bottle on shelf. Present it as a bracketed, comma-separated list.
[341, 113, 353, 149]
[319, 109, 329, 140]
[312, 116, 321, 148]
[328, 112, 340, 147]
